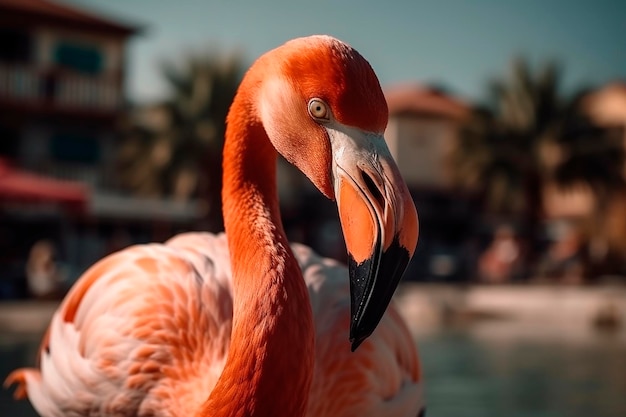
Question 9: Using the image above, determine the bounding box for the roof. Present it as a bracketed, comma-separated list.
[384, 84, 472, 120]
[581, 81, 626, 125]
[0, 0, 139, 36]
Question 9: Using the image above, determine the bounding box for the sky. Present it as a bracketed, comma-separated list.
[65, 0, 626, 104]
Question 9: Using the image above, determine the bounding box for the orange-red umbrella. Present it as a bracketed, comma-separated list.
[0, 158, 88, 212]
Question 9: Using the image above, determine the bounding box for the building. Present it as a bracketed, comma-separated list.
[383, 84, 478, 282]
[542, 81, 626, 219]
[0, 0, 136, 180]
[0, 0, 201, 299]
[384, 84, 472, 189]
[574, 81, 626, 263]
[581, 81, 626, 178]
[535, 81, 626, 280]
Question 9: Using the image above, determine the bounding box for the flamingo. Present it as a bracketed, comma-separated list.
[5, 35, 424, 417]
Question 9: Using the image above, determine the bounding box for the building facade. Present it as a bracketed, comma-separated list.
[0, 0, 201, 299]
[383, 84, 479, 282]
[0, 0, 136, 184]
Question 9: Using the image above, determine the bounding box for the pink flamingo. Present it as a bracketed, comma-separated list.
[6, 35, 423, 417]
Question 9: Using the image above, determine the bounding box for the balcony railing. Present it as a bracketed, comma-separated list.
[31, 162, 104, 189]
[0, 63, 121, 111]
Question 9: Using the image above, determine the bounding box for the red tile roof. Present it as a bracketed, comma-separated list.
[0, 0, 138, 36]
[384, 83, 472, 120]
[581, 80, 626, 126]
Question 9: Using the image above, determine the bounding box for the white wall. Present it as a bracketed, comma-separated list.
[386, 115, 458, 189]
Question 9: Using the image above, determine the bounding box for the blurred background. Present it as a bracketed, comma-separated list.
[0, 0, 625, 416]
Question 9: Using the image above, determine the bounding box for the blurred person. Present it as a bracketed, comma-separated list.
[478, 225, 523, 283]
[25, 240, 65, 300]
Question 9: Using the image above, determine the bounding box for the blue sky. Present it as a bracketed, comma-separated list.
[65, 0, 625, 104]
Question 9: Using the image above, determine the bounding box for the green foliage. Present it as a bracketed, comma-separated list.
[454, 57, 625, 219]
[116, 48, 246, 231]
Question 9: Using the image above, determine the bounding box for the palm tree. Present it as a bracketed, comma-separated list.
[117, 49, 245, 232]
[485, 57, 562, 216]
[550, 101, 626, 276]
[552, 99, 625, 200]
[449, 57, 569, 281]
[452, 58, 626, 278]
[452, 57, 563, 222]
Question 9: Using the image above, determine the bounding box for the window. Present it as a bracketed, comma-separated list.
[0, 28, 32, 62]
[0, 124, 19, 157]
[50, 133, 100, 163]
[53, 41, 103, 74]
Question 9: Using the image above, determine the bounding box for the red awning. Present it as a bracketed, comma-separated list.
[0, 159, 89, 212]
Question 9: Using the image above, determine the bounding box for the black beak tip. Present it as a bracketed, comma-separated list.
[347, 235, 412, 353]
[350, 338, 363, 352]
[349, 329, 369, 352]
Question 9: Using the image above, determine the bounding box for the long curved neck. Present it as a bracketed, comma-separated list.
[197, 86, 315, 417]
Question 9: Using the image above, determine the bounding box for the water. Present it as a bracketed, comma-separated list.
[417, 327, 626, 417]
[1, 327, 625, 416]
[0, 334, 40, 417]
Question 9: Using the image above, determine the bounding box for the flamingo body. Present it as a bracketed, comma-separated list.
[7, 233, 422, 416]
[6, 35, 423, 416]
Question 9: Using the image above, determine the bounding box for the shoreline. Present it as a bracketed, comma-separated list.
[1, 284, 624, 342]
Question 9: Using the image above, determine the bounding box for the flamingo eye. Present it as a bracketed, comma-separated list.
[308, 98, 329, 121]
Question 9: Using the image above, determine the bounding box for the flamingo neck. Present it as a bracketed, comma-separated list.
[197, 95, 315, 417]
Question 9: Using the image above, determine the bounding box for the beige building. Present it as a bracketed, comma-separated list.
[582, 82, 626, 128]
[582, 81, 626, 178]
[580, 81, 626, 255]
[383, 84, 476, 282]
[539, 81, 626, 271]
[384, 84, 471, 190]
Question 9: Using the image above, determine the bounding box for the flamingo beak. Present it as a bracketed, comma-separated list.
[327, 125, 419, 351]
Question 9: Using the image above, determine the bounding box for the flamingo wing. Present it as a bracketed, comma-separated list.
[5, 232, 233, 417]
[292, 243, 425, 417]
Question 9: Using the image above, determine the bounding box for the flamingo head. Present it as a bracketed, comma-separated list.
[257, 35, 419, 351]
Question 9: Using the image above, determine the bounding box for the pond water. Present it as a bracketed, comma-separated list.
[417, 326, 626, 417]
[1, 327, 625, 417]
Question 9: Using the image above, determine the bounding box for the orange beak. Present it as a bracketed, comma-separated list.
[327, 125, 419, 351]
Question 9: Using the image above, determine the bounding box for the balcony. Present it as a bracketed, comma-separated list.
[0, 63, 121, 114]
[31, 162, 105, 189]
